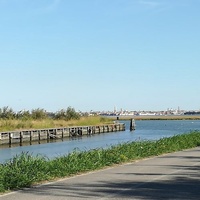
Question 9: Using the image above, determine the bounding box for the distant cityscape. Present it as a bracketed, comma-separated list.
[83, 107, 200, 117]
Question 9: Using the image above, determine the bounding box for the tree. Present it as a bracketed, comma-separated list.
[31, 108, 47, 120]
[0, 106, 15, 119]
[16, 110, 31, 120]
[54, 107, 80, 120]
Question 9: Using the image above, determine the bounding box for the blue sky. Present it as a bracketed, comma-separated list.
[0, 0, 200, 112]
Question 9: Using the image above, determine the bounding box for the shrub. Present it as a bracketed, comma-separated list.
[0, 107, 15, 120]
[54, 107, 80, 120]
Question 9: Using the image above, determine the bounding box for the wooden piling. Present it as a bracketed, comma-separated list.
[38, 130, 41, 144]
[30, 131, 32, 145]
[20, 131, 23, 145]
[61, 128, 64, 139]
[9, 132, 12, 146]
[47, 130, 50, 141]
[130, 118, 135, 131]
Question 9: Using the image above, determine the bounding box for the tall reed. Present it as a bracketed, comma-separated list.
[0, 116, 113, 132]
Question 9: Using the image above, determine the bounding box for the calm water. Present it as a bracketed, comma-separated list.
[0, 120, 200, 163]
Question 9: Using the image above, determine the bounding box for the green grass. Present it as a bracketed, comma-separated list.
[0, 131, 200, 193]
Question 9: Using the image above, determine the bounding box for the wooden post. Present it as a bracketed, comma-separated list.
[30, 131, 32, 145]
[47, 130, 50, 141]
[38, 130, 41, 143]
[98, 126, 100, 133]
[9, 132, 12, 147]
[62, 128, 64, 139]
[20, 131, 23, 146]
[87, 127, 91, 135]
[55, 129, 58, 139]
[130, 118, 135, 131]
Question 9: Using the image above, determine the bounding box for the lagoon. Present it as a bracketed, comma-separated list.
[0, 120, 200, 163]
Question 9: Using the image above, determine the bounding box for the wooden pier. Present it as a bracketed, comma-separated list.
[0, 123, 125, 146]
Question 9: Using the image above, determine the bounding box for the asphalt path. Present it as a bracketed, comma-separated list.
[1, 147, 200, 200]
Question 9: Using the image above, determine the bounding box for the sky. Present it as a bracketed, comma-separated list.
[0, 0, 200, 112]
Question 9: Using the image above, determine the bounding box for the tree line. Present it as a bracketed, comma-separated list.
[0, 106, 81, 120]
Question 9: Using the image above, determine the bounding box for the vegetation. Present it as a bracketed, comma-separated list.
[54, 107, 80, 120]
[0, 117, 112, 132]
[1, 106, 200, 132]
[0, 131, 200, 193]
[0, 106, 113, 132]
[0, 106, 80, 121]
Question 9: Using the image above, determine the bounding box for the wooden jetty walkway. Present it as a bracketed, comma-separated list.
[0, 123, 125, 146]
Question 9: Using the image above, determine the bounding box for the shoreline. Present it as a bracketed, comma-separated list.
[108, 115, 200, 120]
[0, 131, 200, 193]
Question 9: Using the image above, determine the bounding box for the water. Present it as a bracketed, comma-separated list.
[0, 120, 200, 163]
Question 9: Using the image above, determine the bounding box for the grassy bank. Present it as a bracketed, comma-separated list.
[0, 131, 200, 193]
[0, 116, 113, 132]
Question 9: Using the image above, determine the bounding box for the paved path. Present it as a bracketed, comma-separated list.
[1, 147, 200, 200]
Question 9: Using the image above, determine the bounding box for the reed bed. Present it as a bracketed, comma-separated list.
[0, 131, 200, 193]
[0, 116, 112, 132]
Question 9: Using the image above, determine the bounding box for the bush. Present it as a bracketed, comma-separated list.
[31, 108, 48, 120]
[54, 107, 80, 120]
[0, 107, 15, 120]
[16, 110, 31, 120]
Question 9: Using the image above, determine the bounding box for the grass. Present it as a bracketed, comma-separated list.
[0, 116, 113, 132]
[0, 131, 200, 193]
[1, 115, 199, 132]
